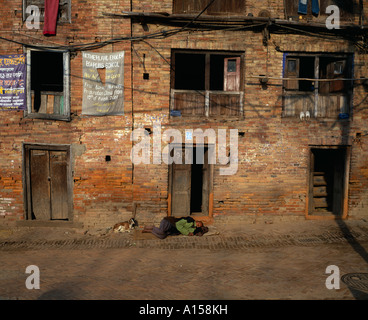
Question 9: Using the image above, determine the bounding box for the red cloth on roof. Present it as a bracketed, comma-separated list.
[43, 0, 59, 36]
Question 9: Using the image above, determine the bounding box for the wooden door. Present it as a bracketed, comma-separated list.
[224, 57, 241, 91]
[29, 149, 69, 220]
[171, 163, 192, 217]
[30, 150, 51, 221]
[50, 151, 69, 220]
[285, 57, 299, 90]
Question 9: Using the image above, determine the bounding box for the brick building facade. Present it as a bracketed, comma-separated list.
[0, 0, 368, 229]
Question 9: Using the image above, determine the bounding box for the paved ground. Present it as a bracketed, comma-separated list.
[1, 218, 368, 301]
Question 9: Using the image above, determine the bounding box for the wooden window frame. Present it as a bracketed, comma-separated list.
[173, 0, 246, 16]
[24, 48, 71, 121]
[170, 49, 245, 118]
[283, 53, 353, 119]
[23, 0, 72, 24]
[22, 143, 73, 222]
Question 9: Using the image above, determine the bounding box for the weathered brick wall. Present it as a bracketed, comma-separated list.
[129, 0, 368, 222]
[1, 0, 368, 229]
[0, 0, 133, 228]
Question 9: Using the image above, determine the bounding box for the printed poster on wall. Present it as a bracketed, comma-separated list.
[0, 54, 26, 111]
[82, 51, 124, 115]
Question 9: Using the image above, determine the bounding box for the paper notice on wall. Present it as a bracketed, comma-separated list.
[0, 54, 26, 111]
[82, 51, 124, 115]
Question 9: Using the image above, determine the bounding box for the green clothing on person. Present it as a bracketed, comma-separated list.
[175, 219, 196, 236]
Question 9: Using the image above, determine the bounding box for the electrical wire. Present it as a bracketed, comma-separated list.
[2, 3, 367, 114]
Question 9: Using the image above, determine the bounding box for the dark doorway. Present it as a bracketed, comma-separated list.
[190, 147, 206, 214]
[309, 147, 349, 216]
[170, 145, 211, 217]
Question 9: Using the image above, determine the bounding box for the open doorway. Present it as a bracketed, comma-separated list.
[169, 145, 213, 217]
[308, 146, 350, 217]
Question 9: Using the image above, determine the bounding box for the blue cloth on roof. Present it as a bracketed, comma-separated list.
[298, 0, 308, 15]
[312, 0, 320, 15]
[298, 0, 320, 15]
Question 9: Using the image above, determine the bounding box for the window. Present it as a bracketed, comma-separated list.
[319, 57, 348, 94]
[171, 50, 244, 117]
[284, 56, 315, 92]
[173, 0, 245, 16]
[23, 0, 71, 23]
[284, 0, 356, 21]
[25, 49, 70, 121]
[283, 53, 353, 119]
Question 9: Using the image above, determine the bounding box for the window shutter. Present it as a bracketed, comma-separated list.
[224, 57, 241, 92]
[284, 58, 299, 90]
[174, 0, 245, 15]
[330, 60, 346, 93]
[284, 0, 300, 19]
[319, 60, 331, 94]
[207, 0, 245, 15]
[173, 0, 209, 14]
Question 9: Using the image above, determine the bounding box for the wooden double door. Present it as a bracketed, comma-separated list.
[24, 145, 71, 221]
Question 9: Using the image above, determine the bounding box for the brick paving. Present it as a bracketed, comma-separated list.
[1, 218, 368, 251]
[0, 219, 368, 301]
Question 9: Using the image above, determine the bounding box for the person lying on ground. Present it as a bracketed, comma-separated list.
[142, 216, 208, 239]
[175, 218, 203, 236]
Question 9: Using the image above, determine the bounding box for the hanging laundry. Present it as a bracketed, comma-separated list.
[312, 0, 320, 15]
[298, 0, 308, 15]
[43, 0, 60, 36]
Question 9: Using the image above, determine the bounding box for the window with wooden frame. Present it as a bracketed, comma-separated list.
[283, 53, 353, 119]
[319, 57, 348, 94]
[284, 0, 356, 21]
[173, 0, 246, 16]
[284, 56, 315, 92]
[170, 50, 244, 117]
[23, 0, 71, 23]
[25, 49, 70, 121]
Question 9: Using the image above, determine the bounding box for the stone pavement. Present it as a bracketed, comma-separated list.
[1, 217, 368, 251]
[1, 218, 368, 301]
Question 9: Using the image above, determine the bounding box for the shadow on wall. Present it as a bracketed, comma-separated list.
[336, 219, 368, 300]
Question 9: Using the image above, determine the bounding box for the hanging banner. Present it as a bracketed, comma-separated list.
[82, 51, 124, 116]
[0, 54, 27, 111]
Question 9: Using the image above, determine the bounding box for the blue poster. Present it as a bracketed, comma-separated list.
[0, 54, 27, 111]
